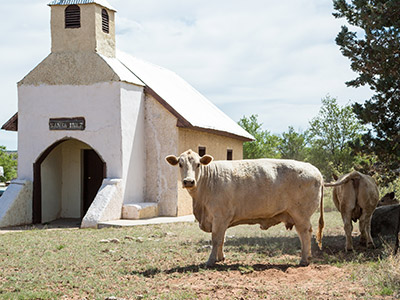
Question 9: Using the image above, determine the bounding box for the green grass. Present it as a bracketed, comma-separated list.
[0, 211, 398, 299]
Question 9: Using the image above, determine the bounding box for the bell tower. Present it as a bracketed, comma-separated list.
[48, 0, 116, 57]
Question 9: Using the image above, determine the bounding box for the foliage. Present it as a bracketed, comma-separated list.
[379, 177, 400, 199]
[278, 126, 308, 161]
[238, 115, 280, 159]
[237, 98, 367, 182]
[307, 96, 365, 181]
[333, 0, 400, 184]
[0, 146, 17, 182]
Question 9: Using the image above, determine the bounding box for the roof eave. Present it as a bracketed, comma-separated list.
[188, 126, 254, 142]
[1, 112, 18, 132]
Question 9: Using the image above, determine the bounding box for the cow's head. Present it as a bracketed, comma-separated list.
[166, 149, 213, 189]
[377, 192, 399, 207]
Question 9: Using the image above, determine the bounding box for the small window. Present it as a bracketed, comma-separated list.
[227, 149, 233, 160]
[102, 9, 109, 33]
[198, 147, 206, 157]
[65, 5, 81, 29]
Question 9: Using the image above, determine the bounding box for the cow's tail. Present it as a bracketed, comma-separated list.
[316, 184, 324, 250]
[324, 171, 360, 187]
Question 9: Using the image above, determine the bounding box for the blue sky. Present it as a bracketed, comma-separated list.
[0, 0, 372, 150]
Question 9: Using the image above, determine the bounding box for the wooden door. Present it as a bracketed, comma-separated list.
[83, 150, 105, 216]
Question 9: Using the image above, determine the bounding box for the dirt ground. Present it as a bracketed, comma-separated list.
[148, 256, 392, 300]
[1, 219, 397, 299]
[164, 264, 361, 299]
[133, 234, 397, 300]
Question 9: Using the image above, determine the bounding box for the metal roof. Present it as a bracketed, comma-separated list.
[99, 54, 144, 87]
[48, 0, 116, 11]
[116, 51, 254, 141]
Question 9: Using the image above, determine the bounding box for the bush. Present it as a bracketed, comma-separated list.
[0, 146, 17, 182]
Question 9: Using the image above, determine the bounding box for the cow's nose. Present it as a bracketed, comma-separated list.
[183, 179, 195, 187]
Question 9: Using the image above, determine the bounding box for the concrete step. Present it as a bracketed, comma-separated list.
[98, 215, 195, 228]
[122, 202, 158, 220]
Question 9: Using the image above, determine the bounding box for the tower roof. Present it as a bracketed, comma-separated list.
[48, 0, 116, 11]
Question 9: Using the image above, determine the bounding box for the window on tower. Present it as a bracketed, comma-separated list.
[102, 9, 109, 34]
[65, 5, 80, 29]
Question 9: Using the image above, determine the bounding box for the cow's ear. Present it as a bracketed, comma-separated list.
[200, 155, 213, 165]
[166, 155, 179, 166]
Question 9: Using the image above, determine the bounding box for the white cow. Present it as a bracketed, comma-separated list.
[325, 171, 379, 251]
[166, 149, 325, 266]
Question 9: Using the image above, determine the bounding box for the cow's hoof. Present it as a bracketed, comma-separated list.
[345, 247, 354, 252]
[205, 259, 216, 268]
[299, 260, 309, 267]
[366, 242, 375, 249]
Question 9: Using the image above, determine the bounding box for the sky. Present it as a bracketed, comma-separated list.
[0, 0, 372, 150]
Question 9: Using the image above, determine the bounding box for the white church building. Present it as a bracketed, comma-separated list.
[0, 0, 253, 228]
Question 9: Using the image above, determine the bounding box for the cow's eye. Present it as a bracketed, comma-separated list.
[179, 162, 183, 168]
[197, 163, 200, 168]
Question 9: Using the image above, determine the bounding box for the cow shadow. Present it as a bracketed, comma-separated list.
[222, 234, 392, 262]
[130, 262, 294, 278]
[132, 234, 394, 278]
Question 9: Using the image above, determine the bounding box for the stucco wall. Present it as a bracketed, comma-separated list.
[0, 180, 32, 227]
[51, 4, 115, 57]
[94, 5, 115, 57]
[41, 145, 62, 223]
[81, 178, 122, 228]
[120, 83, 146, 204]
[19, 52, 119, 86]
[17, 82, 123, 181]
[144, 94, 179, 216]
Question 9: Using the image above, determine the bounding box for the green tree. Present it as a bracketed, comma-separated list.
[307, 96, 365, 180]
[333, 0, 400, 182]
[0, 146, 17, 182]
[278, 126, 308, 161]
[238, 115, 280, 159]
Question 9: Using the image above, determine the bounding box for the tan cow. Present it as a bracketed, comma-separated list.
[166, 149, 325, 267]
[325, 171, 379, 251]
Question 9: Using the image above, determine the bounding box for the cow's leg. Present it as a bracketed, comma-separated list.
[341, 212, 354, 251]
[206, 221, 227, 267]
[294, 219, 312, 266]
[359, 212, 374, 248]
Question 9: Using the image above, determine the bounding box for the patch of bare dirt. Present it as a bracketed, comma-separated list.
[164, 263, 376, 299]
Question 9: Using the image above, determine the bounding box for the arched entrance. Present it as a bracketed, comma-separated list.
[33, 139, 106, 224]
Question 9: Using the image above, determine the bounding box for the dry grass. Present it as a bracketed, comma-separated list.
[0, 211, 398, 299]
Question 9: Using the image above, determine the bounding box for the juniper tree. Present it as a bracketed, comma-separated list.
[333, 0, 400, 182]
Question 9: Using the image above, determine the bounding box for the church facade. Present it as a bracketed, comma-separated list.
[0, 0, 253, 228]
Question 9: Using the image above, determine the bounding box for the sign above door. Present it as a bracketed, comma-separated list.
[49, 117, 85, 131]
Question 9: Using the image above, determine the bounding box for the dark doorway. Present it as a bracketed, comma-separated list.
[33, 139, 106, 224]
[83, 149, 105, 216]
